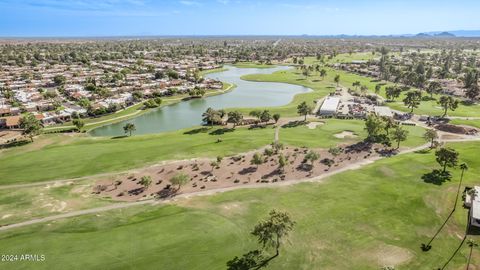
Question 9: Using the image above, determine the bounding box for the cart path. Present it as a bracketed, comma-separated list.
[1, 138, 470, 233]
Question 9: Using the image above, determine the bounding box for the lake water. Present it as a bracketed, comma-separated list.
[89, 65, 311, 136]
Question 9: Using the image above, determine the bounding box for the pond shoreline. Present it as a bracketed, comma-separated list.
[90, 65, 312, 136]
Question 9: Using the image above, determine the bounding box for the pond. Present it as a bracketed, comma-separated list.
[89, 65, 311, 136]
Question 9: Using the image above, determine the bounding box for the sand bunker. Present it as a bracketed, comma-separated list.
[334, 131, 358, 138]
[306, 122, 325, 129]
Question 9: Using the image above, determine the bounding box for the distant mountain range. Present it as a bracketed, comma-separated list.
[297, 30, 480, 39]
[316, 30, 480, 38]
[2, 30, 480, 39]
[421, 30, 480, 37]
[398, 30, 480, 38]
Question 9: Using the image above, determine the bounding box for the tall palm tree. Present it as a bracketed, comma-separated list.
[320, 69, 327, 80]
[202, 107, 218, 127]
[466, 239, 478, 270]
[123, 123, 136, 136]
[454, 163, 469, 210]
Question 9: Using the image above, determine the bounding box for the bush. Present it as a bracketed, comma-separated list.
[264, 148, 274, 156]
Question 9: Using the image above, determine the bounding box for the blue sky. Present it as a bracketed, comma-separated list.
[0, 0, 479, 37]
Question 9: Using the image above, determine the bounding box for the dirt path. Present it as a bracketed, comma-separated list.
[0, 200, 154, 232]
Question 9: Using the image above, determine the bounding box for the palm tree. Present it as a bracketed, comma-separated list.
[320, 69, 327, 80]
[334, 74, 340, 86]
[352, 81, 360, 90]
[123, 123, 136, 136]
[454, 163, 468, 210]
[466, 239, 478, 270]
[202, 107, 219, 127]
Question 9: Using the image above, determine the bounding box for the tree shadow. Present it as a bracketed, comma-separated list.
[376, 148, 398, 157]
[422, 169, 452, 185]
[248, 125, 267, 130]
[128, 187, 145, 196]
[296, 163, 313, 172]
[0, 139, 31, 149]
[239, 166, 257, 175]
[226, 250, 279, 270]
[155, 187, 176, 199]
[183, 127, 210, 135]
[461, 100, 476, 106]
[345, 141, 373, 154]
[111, 135, 128, 139]
[436, 235, 466, 269]
[209, 128, 234, 135]
[414, 148, 432, 154]
[421, 208, 455, 251]
[282, 121, 306, 129]
[262, 168, 282, 179]
[227, 250, 263, 270]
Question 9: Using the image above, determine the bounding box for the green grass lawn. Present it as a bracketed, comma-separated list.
[1, 141, 478, 270]
[237, 60, 480, 118]
[0, 179, 114, 226]
[200, 67, 228, 75]
[301, 56, 480, 117]
[233, 70, 335, 116]
[450, 119, 480, 129]
[0, 126, 275, 184]
[279, 119, 426, 149]
[324, 66, 480, 117]
[0, 117, 427, 185]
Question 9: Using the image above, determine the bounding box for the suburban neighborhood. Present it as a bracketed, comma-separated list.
[1, 1, 480, 270]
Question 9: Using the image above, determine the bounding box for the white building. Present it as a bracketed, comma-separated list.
[319, 97, 340, 116]
[465, 186, 480, 227]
